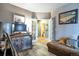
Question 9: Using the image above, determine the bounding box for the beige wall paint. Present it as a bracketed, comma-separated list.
[35, 12, 51, 19]
[0, 3, 32, 22]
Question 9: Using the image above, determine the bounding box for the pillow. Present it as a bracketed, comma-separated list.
[66, 39, 76, 48]
[57, 37, 70, 45]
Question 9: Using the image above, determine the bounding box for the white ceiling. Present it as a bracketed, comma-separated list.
[10, 3, 67, 12]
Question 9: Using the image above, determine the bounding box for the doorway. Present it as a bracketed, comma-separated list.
[32, 19, 51, 43]
[37, 19, 49, 39]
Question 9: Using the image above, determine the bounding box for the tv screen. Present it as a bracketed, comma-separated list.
[14, 22, 26, 32]
[11, 35, 32, 52]
[3, 22, 12, 34]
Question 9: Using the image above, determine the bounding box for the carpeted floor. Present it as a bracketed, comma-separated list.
[19, 42, 56, 56]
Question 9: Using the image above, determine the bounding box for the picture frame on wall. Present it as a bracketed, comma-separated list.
[59, 9, 78, 24]
[13, 13, 25, 23]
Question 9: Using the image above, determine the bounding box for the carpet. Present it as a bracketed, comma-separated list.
[19, 42, 56, 56]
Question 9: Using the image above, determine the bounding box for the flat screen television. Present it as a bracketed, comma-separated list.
[14, 22, 26, 32]
[11, 35, 32, 52]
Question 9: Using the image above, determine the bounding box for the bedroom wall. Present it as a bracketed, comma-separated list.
[51, 3, 79, 40]
[0, 3, 32, 23]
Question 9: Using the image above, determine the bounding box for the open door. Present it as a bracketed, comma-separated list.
[37, 19, 49, 39]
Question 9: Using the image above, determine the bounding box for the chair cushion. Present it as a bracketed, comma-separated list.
[57, 37, 70, 45]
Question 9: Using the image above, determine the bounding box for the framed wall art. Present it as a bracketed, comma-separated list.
[59, 9, 78, 24]
[13, 13, 25, 23]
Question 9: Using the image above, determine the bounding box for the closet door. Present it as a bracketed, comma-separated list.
[32, 20, 37, 40]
